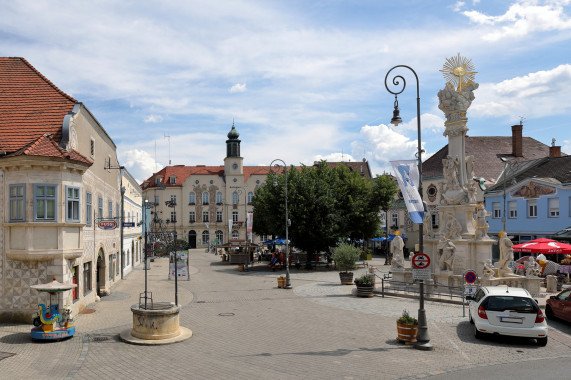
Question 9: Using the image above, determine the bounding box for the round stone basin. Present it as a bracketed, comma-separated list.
[130, 302, 181, 340]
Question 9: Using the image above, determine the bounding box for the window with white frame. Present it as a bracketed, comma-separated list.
[232, 230, 239, 239]
[202, 230, 210, 245]
[431, 212, 439, 229]
[170, 195, 177, 204]
[232, 191, 239, 204]
[202, 192, 209, 205]
[98, 196, 103, 219]
[9, 184, 25, 221]
[86, 192, 92, 226]
[34, 184, 57, 221]
[66, 186, 80, 222]
[154, 195, 159, 205]
[169, 176, 176, 184]
[508, 201, 517, 218]
[548, 198, 559, 217]
[391, 213, 398, 228]
[232, 210, 239, 222]
[493, 202, 501, 218]
[189, 211, 195, 222]
[247, 192, 254, 204]
[189, 192, 196, 204]
[216, 210, 223, 223]
[108, 201, 113, 218]
[527, 199, 537, 217]
[216, 191, 223, 204]
[203, 211, 209, 222]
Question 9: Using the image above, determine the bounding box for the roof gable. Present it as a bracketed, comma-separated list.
[6, 133, 92, 165]
[0, 57, 77, 153]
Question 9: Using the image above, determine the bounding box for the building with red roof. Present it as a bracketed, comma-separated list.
[0, 57, 139, 321]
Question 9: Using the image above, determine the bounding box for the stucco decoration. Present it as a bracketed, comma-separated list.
[525, 257, 542, 278]
[443, 214, 462, 240]
[438, 82, 479, 132]
[482, 259, 495, 279]
[511, 181, 556, 199]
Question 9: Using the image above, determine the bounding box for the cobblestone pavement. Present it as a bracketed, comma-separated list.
[1, 250, 570, 380]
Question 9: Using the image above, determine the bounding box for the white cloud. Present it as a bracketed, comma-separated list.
[229, 83, 247, 93]
[453, 2, 466, 12]
[471, 64, 571, 118]
[313, 152, 357, 163]
[398, 113, 446, 134]
[119, 149, 163, 184]
[144, 114, 163, 123]
[462, 0, 571, 41]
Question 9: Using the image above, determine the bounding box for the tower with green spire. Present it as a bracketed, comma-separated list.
[224, 121, 243, 175]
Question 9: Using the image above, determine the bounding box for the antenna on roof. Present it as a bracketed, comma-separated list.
[519, 116, 525, 126]
[164, 132, 171, 165]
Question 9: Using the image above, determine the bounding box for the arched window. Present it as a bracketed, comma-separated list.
[202, 230, 210, 245]
[202, 191, 209, 205]
[216, 191, 223, 204]
[188, 192, 196, 204]
[232, 230, 240, 239]
[247, 192, 254, 204]
[215, 230, 224, 244]
[232, 191, 239, 204]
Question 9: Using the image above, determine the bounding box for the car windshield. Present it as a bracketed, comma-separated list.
[485, 296, 536, 313]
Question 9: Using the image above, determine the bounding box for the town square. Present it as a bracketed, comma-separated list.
[1, 1, 570, 379]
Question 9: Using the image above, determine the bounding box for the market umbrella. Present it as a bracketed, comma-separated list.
[30, 278, 77, 293]
[512, 238, 571, 255]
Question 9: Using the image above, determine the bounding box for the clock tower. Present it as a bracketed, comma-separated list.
[224, 122, 243, 175]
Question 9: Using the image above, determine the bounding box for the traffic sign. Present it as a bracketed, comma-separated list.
[122, 222, 135, 227]
[411, 253, 431, 269]
[463, 269, 478, 284]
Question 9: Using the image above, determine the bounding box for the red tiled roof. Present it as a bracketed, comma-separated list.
[0, 57, 77, 153]
[6, 133, 92, 165]
[422, 135, 553, 183]
[321, 160, 373, 179]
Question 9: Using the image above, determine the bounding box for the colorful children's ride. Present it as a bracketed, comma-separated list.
[30, 278, 77, 341]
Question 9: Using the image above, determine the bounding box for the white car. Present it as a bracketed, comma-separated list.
[467, 286, 548, 346]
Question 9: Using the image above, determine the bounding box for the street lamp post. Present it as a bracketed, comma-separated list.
[165, 199, 178, 305]
[385, 65, 433, 351]
[142, 199, 153, 309]
[500, 157, 509, 232]
[270, 159, 291, 289]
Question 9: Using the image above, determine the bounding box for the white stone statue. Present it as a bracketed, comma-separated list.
[438, 82, 479, 122]
[474, 204, 491, 240]
[443, 214, 462, 240]
[482, 259, 495, 279]
[498, 231, 517, 277]
[525, 257, 541, 278]
[423, 208, 434, 238]
[443, 155, 461, 188]
[437, 238, 456, 272]
[390, 233, 405, 271]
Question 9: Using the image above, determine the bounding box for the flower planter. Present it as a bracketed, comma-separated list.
[355, 285, 374, 298]
[339, 272, 354, 285]
[277, 277, 286, 288]
[238, 264, 244, 271]
[396, 322, 418, 343]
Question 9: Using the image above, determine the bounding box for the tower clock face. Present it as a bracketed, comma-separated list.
[232, 163, 238, 170]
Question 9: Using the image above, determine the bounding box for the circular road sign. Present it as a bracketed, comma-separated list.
[464, 270, 477, 284]
[411, 253, 431, 269]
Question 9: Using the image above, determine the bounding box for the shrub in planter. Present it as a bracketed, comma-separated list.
[354, 274, 374, 287]
[333, 243, 360, 285]
[396, 309, 418, 343]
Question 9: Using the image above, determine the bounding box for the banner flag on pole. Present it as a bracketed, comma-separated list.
[246, 212, 253, 233]
[228, 219, 233, 238]
[390, 159, 424, 224]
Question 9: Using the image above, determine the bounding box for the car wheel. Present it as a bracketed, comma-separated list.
[537, 337, 548, 347]
[545, 305, 555, 320]
[473, 322, 483, 339]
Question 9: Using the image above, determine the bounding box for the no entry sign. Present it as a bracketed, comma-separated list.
[412, 253, 431, 280]
[412, 253, 431, 269]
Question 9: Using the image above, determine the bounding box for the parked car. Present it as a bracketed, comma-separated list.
[546, 289, 571, 322]
[466, 286, 548, 346]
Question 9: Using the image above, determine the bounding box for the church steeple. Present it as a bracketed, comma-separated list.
[226, 121, 241, 158]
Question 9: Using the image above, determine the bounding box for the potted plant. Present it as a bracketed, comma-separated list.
[354, 274, 375, 297]
[332, 243, 360, 285]
[277, 276, 286, 288]
[396, 310, 418, 343]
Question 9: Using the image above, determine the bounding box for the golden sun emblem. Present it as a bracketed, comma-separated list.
[440, 53, 477, 92]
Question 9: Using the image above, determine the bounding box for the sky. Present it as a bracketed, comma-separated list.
[1, 0, 570, 183]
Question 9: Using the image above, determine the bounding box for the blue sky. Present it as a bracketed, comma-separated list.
[1, 0, 570, 182]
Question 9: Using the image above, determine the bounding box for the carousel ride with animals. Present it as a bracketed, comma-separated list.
[30, 277, 77, 341]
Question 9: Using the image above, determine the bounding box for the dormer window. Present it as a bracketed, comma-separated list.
[169, 176, 176, 184]
[155, 177, 162, 185]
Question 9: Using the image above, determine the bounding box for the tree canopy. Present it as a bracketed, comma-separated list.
[252, 161, 397, 257]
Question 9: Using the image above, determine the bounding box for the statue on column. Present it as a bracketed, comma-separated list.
[474, 203, 491, 240]
[390, 231, 405, 271]
[437, 237, 456, 272]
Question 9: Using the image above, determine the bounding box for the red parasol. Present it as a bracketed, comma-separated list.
[512, 238, 571, 254]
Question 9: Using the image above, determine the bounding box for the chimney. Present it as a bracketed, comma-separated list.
[549, 146, 561, 158]
[511, 124, 523, 157]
